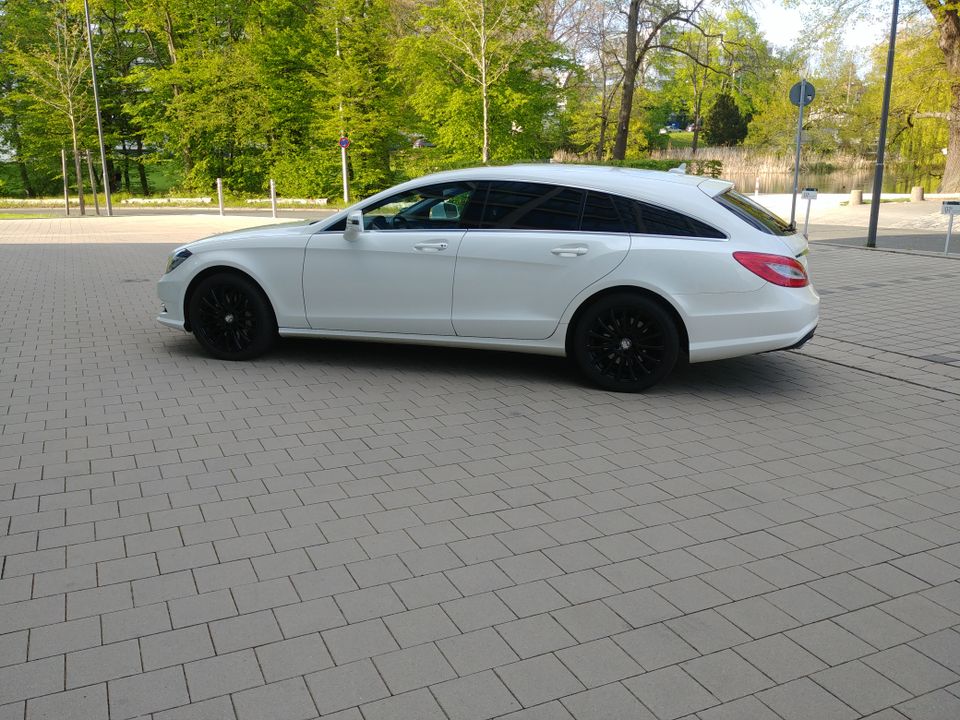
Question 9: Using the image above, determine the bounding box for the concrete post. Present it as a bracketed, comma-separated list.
[216, 178, 225, 216]
[911, 186, 925, 202]
[850, 189, 863, 205]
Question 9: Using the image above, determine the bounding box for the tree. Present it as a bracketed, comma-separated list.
[400, 0, 554, 164]
[703, 92, 748, 145]
[921, 0, 960, 189]
[611, 0, 705, 160]
[5, 0, 93, 209]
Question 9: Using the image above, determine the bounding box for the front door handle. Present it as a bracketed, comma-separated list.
[551, 245, 588, 257]
[414, 241, 448, 252]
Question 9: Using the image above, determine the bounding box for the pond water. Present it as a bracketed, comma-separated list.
[723, 170, 942, 195]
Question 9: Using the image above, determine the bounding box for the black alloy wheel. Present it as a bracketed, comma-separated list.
[571, 293, 679, 392]
[188, 273, 277, 360]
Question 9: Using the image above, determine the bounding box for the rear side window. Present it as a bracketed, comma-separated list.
[582, 191, 630, 232]
[635, 200, 725, 238]
[478, 182, 584, 230]
[716, 190, 793, 235]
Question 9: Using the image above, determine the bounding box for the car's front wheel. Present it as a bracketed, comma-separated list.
[571, 293, 679, 392]
[188, 273, 277, 360]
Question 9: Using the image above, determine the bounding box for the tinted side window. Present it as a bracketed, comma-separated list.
[362, 182, 480, 230]
[479, 182, 584, 231]
[635, 201, 725, 239]
[716, 190, 792, 236]
[581, 192, 629, 233]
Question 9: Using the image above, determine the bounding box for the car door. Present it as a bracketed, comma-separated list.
[303, 182, 478, 335]
[452, 183, 631, 340]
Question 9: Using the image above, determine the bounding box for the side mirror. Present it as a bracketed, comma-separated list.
[344, 210, 363, 241]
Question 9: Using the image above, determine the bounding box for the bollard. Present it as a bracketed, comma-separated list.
[270, 179, 278, 219]
[216, 178, 225, 216]
[911, 186, 925, 202]
[754, 177, 760, 197]
[850, 189, 863, 205]
[61, 149, 71, 217]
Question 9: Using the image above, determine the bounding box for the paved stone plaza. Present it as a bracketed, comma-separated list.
[1, 216, 960, 719]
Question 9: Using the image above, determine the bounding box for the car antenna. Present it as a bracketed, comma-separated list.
[668, 163, 687, 175]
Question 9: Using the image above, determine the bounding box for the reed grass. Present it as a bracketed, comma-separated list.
[648, 147, 872, 175]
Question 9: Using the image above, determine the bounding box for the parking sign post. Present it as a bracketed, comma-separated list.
[801, 188, 817, 237]
[942, 201, 960, 254]
[339, 136, 350, 204]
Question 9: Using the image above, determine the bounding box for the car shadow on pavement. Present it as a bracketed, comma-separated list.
[161, 334, 823, 398]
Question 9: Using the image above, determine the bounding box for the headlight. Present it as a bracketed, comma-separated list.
[165, 248, 192, 273]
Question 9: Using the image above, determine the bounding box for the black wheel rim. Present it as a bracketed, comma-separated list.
[585, 305, 665, 382]
[195, 283, 257, 354]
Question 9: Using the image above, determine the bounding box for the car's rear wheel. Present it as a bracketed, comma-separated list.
[571, 293, 679, 392]
[188, 273, 276, 360]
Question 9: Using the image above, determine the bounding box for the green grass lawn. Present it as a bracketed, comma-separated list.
[0, 213, 53, 219]
[665, 131, 696, 149]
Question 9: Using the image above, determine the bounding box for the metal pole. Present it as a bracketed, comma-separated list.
[755, 176, 760, 197]
[804, 197, 812, 237]
[946, 214, 954, 255]
[789, 79, 806, 228]
[83, 0, 113, 216]
[341, 144, 350, 204]
[270, 179, 278, 218]
[867, 0, 900, 248]
[61, 149, 71, 216]
[73, 150, 86, 216]
[86, 151, 100, 216]
[216, 178, 225, 216]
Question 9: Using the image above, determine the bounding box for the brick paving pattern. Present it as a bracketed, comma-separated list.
[1, 218, 959, 719]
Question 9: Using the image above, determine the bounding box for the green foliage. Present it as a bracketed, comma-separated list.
[704, 93, 749, 146]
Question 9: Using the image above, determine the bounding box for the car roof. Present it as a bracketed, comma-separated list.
[402, 163, 733, 198]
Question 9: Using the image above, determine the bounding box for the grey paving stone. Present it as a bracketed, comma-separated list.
[255, 633, 332, 683]
[683, 649, 774, 701]
[25, 684, 107, 720]
[372, 642, 456, 693]
[880, 594, 960, 634]
[432, 670, 522, 720]
[383, 605, 460, 647]
[864, 645, 959, 695]
[496, 614, 577, 658]
[109, 667, 190, 720]
[391, 572, 460, 609]
[812, 661, 912, 715]
[232, 677, 317, 720]
[0, 656, 64, 704]
[66, 639, 141, 688]
[498, 653, 585, 707]
[624, 665, 717, 720]
[335, 585, 405, 623]
[438, 627, 520, 676]
[29, 616, 100, 659]
[697, 695, 781, 720]
[910, 628, 960, 673]
[560, 682, 655, 720]
[443, 592, 517, 632]
[209, 609, 282, 653]
[614, 623, 699, 670]
[735, 634, 827, 683]
[497, 580, 570, 618]
[360, 688, 446, 720]
[274, 597, 346, 638]
[834, 607, 921, 649]
[305, 659, 388, 715]
[605, 588, 683, 628]
[168, 590, 236, 628]
[501, 700, 575, 720]
[666, 610, 752, 655]
[757, 677, 858, 720]
[184, 649, 264, 702]
[556, 637, 643, 688]
[141, 626, 215, 671]
[321, 618, 398, 665]
[896, 688, 960, 720]
[553, 599, 631, 642]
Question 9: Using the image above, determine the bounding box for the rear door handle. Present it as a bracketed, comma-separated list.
[551, 245, 588, 257]
[414, 241, 448, 252]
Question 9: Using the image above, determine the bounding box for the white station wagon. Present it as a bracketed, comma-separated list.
[157, 164, 819, 392]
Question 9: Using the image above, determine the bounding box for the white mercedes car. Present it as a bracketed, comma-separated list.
[157, 164, 818, 392]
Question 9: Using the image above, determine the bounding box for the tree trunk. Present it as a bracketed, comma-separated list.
[612, 0, 640, 160]
[691, 92, 703, 155]
[932, 3, 960, 190]
[137, 138, 149, 194]
[17, 161, 34, 198]
[69, 114, 86, 215]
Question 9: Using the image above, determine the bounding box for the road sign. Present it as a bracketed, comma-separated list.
[789, 81, 816, 107]
[942, 200, 960, 215]
[338, 137, 350, 149]
[801, 188, 818, 200]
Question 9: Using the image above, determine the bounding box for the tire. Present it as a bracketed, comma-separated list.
[570, 292, 679, 392]
[188, 273, 277, 360]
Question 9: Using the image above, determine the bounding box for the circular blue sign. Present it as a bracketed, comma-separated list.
[338, 137, 350, 149]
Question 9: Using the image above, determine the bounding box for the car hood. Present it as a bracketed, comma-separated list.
[180, 220, 319, 253]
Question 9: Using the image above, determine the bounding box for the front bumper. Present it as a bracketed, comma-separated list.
[157, 273, 188, 331]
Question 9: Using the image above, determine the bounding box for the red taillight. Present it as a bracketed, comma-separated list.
[733, 251, 809, 288]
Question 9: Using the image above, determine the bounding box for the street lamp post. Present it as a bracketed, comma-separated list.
[82, 0, 113, 216]
[867, 0, 900, 248]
